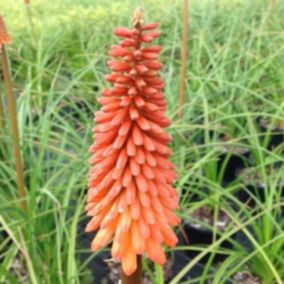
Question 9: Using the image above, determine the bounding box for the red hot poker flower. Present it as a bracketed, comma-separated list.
[86, 9, 180, 276]
[0, 16, 12, 53]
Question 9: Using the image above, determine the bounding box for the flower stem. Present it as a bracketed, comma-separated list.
[0, 93, 5, 130]
[178, 0, 189, 119]
[121, 256, 142, 284]
[271, 0, 276, 7]
[0, 91, 7, 157]
[1, 45, 27, 212]
[25, 1, 36, 40]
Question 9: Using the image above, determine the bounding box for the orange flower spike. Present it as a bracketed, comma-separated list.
[86, 7, 180, 276]
[0, 16, 12, 53]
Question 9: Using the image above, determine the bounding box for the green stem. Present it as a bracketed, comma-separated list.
[155, 263, 164, 284]
[178, 0, 189, 119]
[1, 45, 27, 212]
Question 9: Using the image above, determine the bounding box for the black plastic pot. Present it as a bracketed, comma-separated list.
[268, 131, 284, 150]
[237, 185, 266, 208]
[77, 217, 112, 284]
[217, 150, 250, 183]
[237, 184, 284, 208]
[179, 186, 210, 204]
[180, 223, 232, 264]
[83, 251, 112, 284]
[169, 250, 208, 283]
[170, 248, 234, 283]
[59, 100, 92, 126]
[257, 118, 284, 151]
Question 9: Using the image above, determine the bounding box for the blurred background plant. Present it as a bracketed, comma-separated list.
[0, 0, 283, 283]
